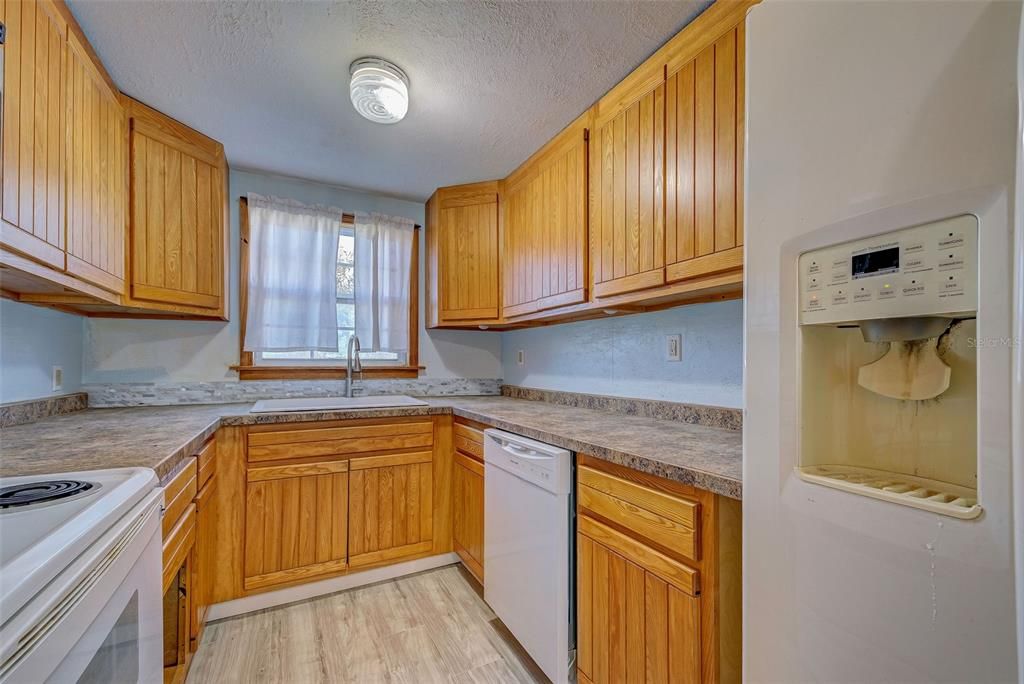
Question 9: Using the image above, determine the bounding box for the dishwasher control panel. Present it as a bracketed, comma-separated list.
[483, 429, 572, 495]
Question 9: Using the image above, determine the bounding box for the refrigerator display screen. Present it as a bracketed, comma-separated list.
[851, 246, 899, 278]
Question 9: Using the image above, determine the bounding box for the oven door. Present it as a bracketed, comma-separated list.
[1, 491, 163, 684]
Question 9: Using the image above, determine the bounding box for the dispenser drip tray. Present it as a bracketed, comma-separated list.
[795, 464, 981, 519]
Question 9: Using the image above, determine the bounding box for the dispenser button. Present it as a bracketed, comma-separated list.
[940, 274, 964, 296]
[904, 240, 925, 255]
[903, 255, 929, 272]
[901, 278, 926, 297]
[878, 281, 897, 300]
[831, 288, 849, 305]
[938, 232, 965, 250]
[830, 269, 849, 286]
[806, 293, 823, 311]
[807, 276, 822, 292]
[853, 286, 872, 302]
[806, 260, 822, 276]
[938, 251, 965, 271]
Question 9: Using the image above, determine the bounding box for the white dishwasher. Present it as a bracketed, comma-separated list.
[483, 429, 574, 684]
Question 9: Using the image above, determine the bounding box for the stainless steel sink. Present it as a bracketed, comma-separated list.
[249, 395, 428, 413]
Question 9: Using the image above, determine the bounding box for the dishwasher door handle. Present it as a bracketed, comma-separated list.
[503, 442, 552, 460]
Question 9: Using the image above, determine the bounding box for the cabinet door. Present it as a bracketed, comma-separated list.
[128, 99, 225, 313]
[190, 475, 216, 651]
[0, 0, 67, 269]
[590, 70, 666, 299]
[665, 25, 744, 283]
[243, 461, 349, 591]
[349, 451, 433, 568]
[162, 551, 192, 684]
[162, 502, 195, 684]
[577, 521, 701, 684]
[452, 451, 484, 582]
[65, 30, 126, 295]
[503, 121, 588, 317]
[438, 190, 500, 322]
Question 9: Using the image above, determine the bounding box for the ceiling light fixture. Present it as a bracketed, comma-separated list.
[349, 57, 409, 124]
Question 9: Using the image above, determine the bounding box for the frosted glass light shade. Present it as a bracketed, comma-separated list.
[349, 58, 409, 124]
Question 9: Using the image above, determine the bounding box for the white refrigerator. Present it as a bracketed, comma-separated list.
[743, 1, 1024, 682]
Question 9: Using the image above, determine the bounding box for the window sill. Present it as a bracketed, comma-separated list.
[231, 365, 422, 381]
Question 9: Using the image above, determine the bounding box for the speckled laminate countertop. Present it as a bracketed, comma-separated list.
[0, 396, 742, 499]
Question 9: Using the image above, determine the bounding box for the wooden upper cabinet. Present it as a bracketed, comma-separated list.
[665, 24, 745, 284]
[590, 62, 667, 299]
[126, 98, 227, 317]
[426, 181, 500, 326]
[1, 0, 68, 270]
[65, 30, 126, 295]
[502, 113, 588, 318]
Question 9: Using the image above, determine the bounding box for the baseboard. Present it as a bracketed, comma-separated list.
[207, 552, 460, 621]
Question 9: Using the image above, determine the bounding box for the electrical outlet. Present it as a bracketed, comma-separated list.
[516, 350, 526, 367]
[52, 365, 63, 391]
[666, 334, 682, 362]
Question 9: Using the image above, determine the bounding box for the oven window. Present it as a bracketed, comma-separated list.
[77, 592, 140, 683]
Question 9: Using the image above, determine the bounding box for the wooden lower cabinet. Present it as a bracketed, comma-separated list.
[161, 489, 196, 684]
[160, 437, 218, 681]
[208, 417, 452, 601]
[451, 420, 485, 582]
[349, 452, 434, 568]
[452, 451, 484, 582]
[576, 454, 741, 684]
[243, 461, 349, 591]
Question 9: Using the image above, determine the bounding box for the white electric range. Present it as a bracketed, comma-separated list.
[0, 468, 163, 683]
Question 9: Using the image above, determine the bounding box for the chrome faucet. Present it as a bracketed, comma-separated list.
[345, 334, 363, 398]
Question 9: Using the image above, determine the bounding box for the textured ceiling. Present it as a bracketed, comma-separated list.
[68, 1, 710, 201]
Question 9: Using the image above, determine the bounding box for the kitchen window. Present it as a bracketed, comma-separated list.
[235, 196, 420, 380]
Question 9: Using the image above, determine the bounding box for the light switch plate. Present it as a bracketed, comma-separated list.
[52, 365, 63, 391]
[516, 350, 526, 366]
[666, 335, 682, 362]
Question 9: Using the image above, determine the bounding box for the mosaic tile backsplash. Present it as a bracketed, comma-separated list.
[84, 378, 503, 407]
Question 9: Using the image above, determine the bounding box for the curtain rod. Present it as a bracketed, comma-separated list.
[239, 196, 421, 229]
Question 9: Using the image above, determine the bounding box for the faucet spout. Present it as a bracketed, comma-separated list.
[346, 335, 362, 398]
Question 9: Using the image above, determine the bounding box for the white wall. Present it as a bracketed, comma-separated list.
[501, 300, 743, 407]
[0, 299, 84, 402]
[83, 169, 502, 383]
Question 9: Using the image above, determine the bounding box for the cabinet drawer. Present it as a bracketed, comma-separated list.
[578, 515, 698, 596]
[577, 465, 700, 562]
[453, 423, 484, 461]
[246, 421, 433, 463]
[196, 438, 216, 489]
[162, 459, 198, 538]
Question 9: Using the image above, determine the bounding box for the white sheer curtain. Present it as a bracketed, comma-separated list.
[354, 212, 416, 353]
[244, 194, 342, 352]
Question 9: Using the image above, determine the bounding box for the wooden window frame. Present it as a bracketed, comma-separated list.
[233, 197, 421, 381]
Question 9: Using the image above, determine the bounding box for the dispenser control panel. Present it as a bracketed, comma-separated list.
[799, 214, 978, 325]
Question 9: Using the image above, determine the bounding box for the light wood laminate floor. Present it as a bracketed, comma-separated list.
[187, 565, 547, 683]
